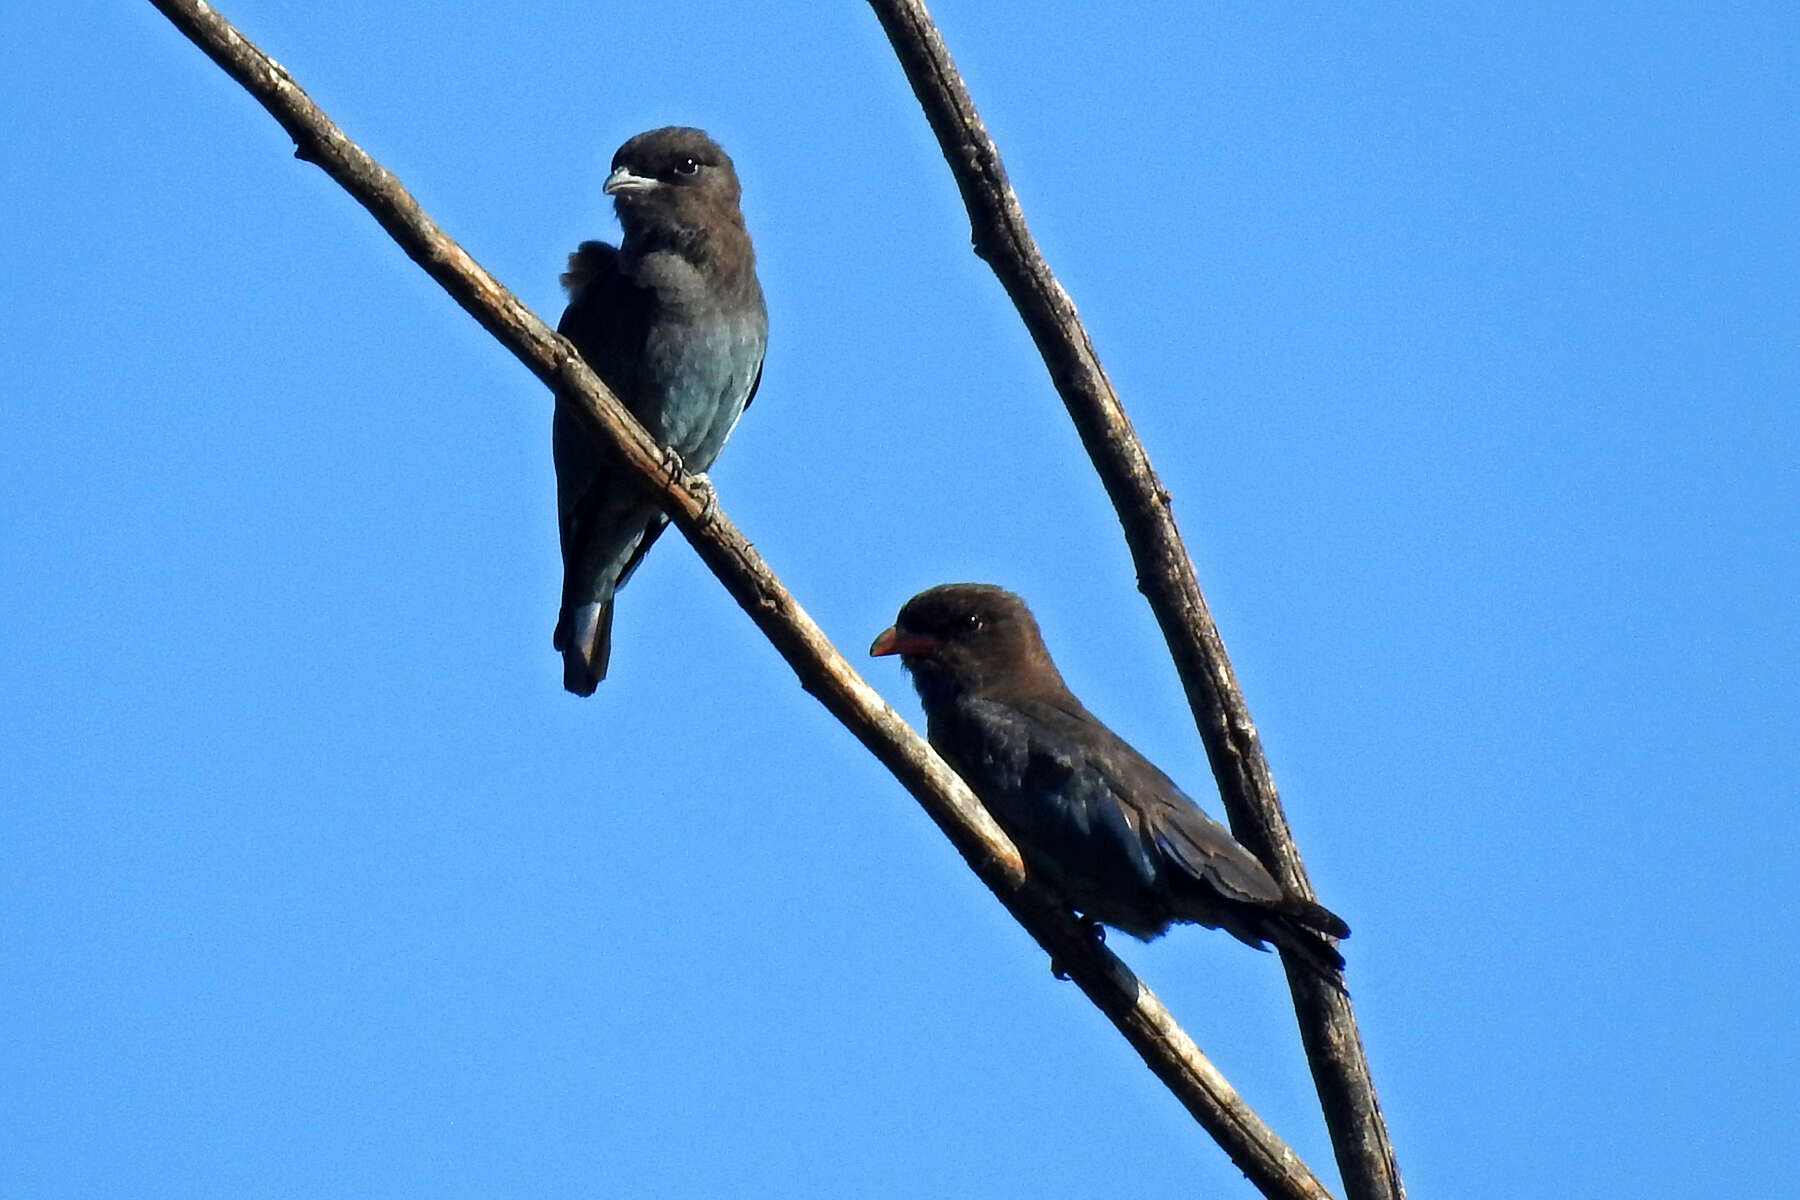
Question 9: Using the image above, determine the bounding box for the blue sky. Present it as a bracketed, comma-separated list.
[5, 3, 1796, 1197]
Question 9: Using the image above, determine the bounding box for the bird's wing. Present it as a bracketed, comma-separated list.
[611, 512, 671, 593]
[553, 242, 655, 559]
[1008, 697, 1284, 906]
[739, 355, 764, 416]
[557, 241, 651, 405]
[560, 239, 620, 298]
[1140, 789, 1285, 906]
[964, 697, 1161, 890]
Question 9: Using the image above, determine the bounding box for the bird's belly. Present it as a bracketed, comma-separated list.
[638, 317, 764, 468]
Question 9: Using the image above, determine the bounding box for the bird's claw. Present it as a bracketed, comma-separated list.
[658, 444, 687, 487]
[689, 473, 718, 524]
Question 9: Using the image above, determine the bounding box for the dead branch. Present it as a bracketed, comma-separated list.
[145, 1, 1342, 1196]
[864, 3, 1404, 1198]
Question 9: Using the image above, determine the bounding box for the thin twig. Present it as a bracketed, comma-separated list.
[145, 1, 1340, 1196]
[863, 3, 1404, 1198]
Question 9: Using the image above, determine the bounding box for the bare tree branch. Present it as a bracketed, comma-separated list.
[864, 3, 1405, 1198]
[144, 1, 1343, 1196]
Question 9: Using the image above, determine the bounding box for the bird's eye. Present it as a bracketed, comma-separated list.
[673, 157, 700, 176]
[963, 613, 985, 633]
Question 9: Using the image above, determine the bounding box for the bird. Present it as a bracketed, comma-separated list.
[871, 583, 1349, 984]
[552, 127, 767, 694]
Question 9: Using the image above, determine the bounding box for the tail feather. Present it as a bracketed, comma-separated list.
[1286, 897, 1350, 941]
[554, 598, 613, 696]
[1266, 906, 1350, 993]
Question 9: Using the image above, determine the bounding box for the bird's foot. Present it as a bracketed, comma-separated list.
[689, 473, 719, 524]
[658, 444, 688, 487]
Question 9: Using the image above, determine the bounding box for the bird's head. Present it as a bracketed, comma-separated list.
[604, 126, 747, 247]
[870, 583, 1066, 707]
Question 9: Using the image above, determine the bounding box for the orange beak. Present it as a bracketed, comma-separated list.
[869, 626, 939, 657]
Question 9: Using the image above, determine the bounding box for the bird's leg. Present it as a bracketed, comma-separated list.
[656, 443, 720, 523]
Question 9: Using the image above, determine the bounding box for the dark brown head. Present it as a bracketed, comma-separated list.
[604, 127, 748, 250]
[870, 583, 1068, 708]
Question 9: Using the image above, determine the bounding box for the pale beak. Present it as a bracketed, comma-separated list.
[603, 166, 659, 196]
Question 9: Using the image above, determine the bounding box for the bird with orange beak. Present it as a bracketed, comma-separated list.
[872, 583, 1348, 983]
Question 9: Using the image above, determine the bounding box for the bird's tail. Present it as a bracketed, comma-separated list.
[554, 597, 614, 696]
[1287, 897, 1350, 941]
[1260, 898, 1351, 993]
